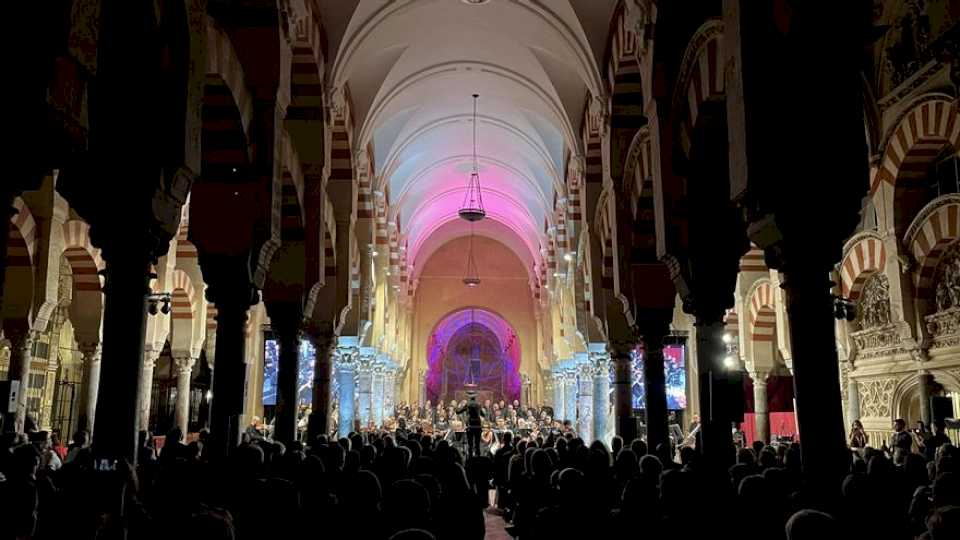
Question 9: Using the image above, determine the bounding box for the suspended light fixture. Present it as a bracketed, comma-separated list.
[459, 94, 486, 222]
[462, 223, 481, 287]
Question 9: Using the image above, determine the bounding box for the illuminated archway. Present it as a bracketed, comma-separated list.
[425, 308, 521, 404]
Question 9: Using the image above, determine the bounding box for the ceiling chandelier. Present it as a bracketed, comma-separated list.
[462, 222, 481, 287]
[458, 94, 486, 222]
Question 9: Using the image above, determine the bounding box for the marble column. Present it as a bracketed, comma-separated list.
[208, 295, 253, 459]
[272, 313, 301, 446]
[781, 270, 849, 490]
[77, 341, 102, 434]
[383, 367, 397, 422]
[2, 325, 36, 433]
[642, 332, 670, 453]
[551, 371, 564, 422]
[357, 354, 375, 429]
[92, 256, 152, 463]
[694, 319, 737, 471]
[563, 369, 577, 425]
[138, 350, 160, 432]
[335, 347, 358, 439]
[918, 371, 932, 427]
[752, 371, 769, 444]
[847, 374, 860, 425]
[173, 355, 196, 437]
[610, 341, 637, 442]
[371, 365, 385, 428]
[306, 328, 335, 443]
[577, 362, 594, 441]
[592, 353, 611, 445]
[418, 368, 426, 410]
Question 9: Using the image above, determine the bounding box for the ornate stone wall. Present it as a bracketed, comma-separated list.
[858, 377, 897, 418]
[857, 273, 891, 330]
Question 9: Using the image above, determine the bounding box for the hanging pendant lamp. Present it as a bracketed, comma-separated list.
[459, 94, 486, 222]
[462, 222, 481, 287]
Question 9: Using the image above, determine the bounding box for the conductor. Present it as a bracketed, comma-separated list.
[457, 394, 485, 457]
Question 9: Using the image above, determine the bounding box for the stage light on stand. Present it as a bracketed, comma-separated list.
[722, 333, 734, 344]
[723, 355, 737, 370]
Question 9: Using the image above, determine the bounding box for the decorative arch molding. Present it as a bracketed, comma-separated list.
[170, 268, 198, 319]
[747, 278, 775, 343]
[10, 198, 37, 266]
[872, 94, 960, 194]
[904, 194, 960, 297]
[62, 220, 105, 292]
[622, 126, 652, 197]
[205, 16, 254, 141]
[839, 231, 886, 300]
[673, 19, 724, 157]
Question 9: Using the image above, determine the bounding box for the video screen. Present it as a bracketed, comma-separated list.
[262, 336, 316, 406]
[617, 344, 687, 410]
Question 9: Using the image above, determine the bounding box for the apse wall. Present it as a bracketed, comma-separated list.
[408, 235, 537, 405]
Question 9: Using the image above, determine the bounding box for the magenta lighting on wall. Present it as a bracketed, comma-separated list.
[425, 308, 522, 404]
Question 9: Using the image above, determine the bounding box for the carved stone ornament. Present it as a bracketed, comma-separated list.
[857, 377, 897, 418]
[857, 273, 892, 330]
[934, 242, 960, 312]
[926, 307, 960, 349]
[850, 322, 902, 355]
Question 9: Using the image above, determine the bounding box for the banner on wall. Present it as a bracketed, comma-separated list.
[613, 344, 688, 410]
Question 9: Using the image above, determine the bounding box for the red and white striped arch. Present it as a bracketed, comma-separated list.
[724, 309, 739, 336]
[839, 234, 886, 300]
[9, 197, 37, 269]
[206, 303, 218, 333]
[872, 97, 960, 194]
[906, 197, 960, 298]
[675, 20, 724, 157]
[170, 268, 197, 320]
[62, 220, 105, 292]
[748, 280, 776, 343]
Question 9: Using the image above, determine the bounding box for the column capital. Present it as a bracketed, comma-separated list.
[78, 341, 103, 362]
[143, 348, 162, 369]
[750, 370, 771, 384]
[173, 355, 197, 375]
[608, 339, 638, 359]
[333, 345, 360, 371]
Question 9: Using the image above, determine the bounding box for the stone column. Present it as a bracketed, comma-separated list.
[357, 355, 374, 429]
[77, 341, 102, 434]
[335, 347, 358, 439]
[271, 311, 301, 446]
[577, 362, 594, 441]
[563, 369, 577, 425]
[752, 371, 770, 444]
[610, 341, 637, 442]
[138, 350, 160, 432]
[418, 368, 426, 410]
[208, 294, 254, 459]
[694, 319, 736, 472]
[551, 371, 564, 422]
[371, 365, 385, 428]
[383, 367, 397, 422]
[306, 326, 334, 443]
[92, 256, 152, 463]
[173, 355, 196, 437]
[592, 353, 611, 445]
[847, 374, 860, 425]
[781, 271, 849, 491]
[2, 325, 35, 433]
[642, 332, 670, 453]
[918, 371, 933, 427]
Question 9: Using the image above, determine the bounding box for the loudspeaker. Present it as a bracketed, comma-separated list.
[931, 396, 954, 423]
[0, 380, 20, 414]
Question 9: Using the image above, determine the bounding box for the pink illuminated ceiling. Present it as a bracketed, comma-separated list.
[322, 0, 619, 273]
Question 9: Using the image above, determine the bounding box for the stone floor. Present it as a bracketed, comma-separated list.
[484, 508, 512, 540]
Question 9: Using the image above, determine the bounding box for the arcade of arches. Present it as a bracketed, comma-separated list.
[3, 0, 960, 537]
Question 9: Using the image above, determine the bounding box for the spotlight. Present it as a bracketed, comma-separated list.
[723, 355, 737, 370]
[206, 390, 213, 401]
[553, 272, 563, 278]
[148, 302, 159, 315]
[160, 300, 171, 315]
[722, 333, 734, 344]
[564, 252, 574, 262]
[371, 250, 379, 257]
